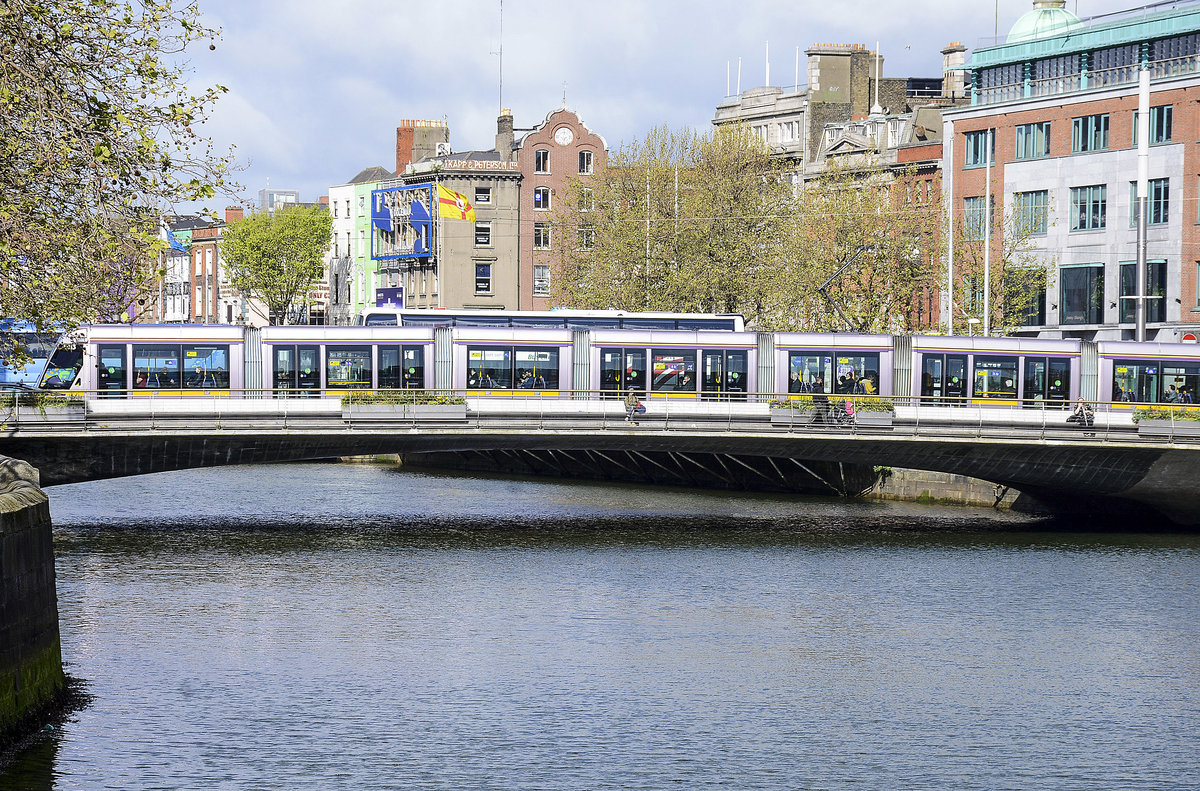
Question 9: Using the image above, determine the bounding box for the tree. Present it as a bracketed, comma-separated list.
[950, 199, 1055, 336]
[0, 0, 234, 354]
[220, 206, 332, 325]
[550, 125, 794, 327]
[551, 127, 944, 333]
[767, 161, 944, 333]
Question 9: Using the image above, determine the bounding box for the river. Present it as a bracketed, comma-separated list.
[3, 462, 1199, 790]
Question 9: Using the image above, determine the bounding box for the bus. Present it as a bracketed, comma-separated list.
[0, 319, 66, 389]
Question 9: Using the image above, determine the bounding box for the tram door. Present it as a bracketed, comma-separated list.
[920, 354, 968, 403]
[97, 344, 126, 396]
[701, 350, 748, 400]
[378, 345, 425, 389]
[273, 344, 321, 394]
[599, 348, 647, 397]
[1023, 357, 1070, 406]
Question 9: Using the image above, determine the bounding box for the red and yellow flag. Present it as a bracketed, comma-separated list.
[437, 185, 476, 221]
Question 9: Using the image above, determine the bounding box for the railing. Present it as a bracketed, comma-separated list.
[4, 389, 1200, 444]
[974, 54, 1200, 106]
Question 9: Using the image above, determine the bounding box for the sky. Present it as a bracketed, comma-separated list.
[183, 0, 1147, 214]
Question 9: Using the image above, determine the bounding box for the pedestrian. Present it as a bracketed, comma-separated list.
[624, 388, 641, 423]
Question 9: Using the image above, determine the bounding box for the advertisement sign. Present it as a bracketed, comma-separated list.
[371, 184, 434, 260]
[376, 287, 404, 308]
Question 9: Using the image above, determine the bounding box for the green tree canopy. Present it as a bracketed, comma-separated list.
[551, 126, 944, 333]
[220, 206, 332, 325]
[0, 0, 235, 342]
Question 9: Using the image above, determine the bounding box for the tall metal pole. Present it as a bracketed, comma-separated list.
[983, 128, 993, 337]
[946, 119, 955, 335]
[1136, 64, 1150, 342]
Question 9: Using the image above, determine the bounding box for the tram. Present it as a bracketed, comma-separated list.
[35, 310, 1200, 407]
[0, 319, 69, 389]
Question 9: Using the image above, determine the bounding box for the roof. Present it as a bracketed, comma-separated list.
[349, 166, 394, 184]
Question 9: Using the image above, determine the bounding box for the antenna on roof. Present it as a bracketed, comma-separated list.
[765, 40, 770, 85]
[737, 57, 742, 94]
[561, 81, 568, 107]
[491, 0, 504, 111]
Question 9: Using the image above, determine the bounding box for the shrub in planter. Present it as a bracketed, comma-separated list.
[341, 390, 466, 407]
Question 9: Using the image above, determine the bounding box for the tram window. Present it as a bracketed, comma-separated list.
[182, 345, 229, 389]
[509, 317, 567, 328]
[789, 353, 829, 393]
[378, 346, 402, 388]
[455, 315, 511, 327]
[298, 346, 320, 390]
[403, 346, 425, 388]
[326, 345, 371, 388]
[1160, 364, 1199, 403]
[676, 318, 736, 331]
[922, 354, 969, 401]
[600, 347, 647, 393]
[1112, 360, 1159, 403]
[702, 350, 747, 395]
[399, 316, 452, 328]
[274, 346, 297, 389]
[833, 354, 880, 394]
[363, 313, 399, 326]
[564, 317, 616, 330]
[39, 345, 82, 390]
[514, 348, 559, 389]
[467, 347, 513, 389]
[622, 318, 677, 330]
[96, 344, 126, 393]
[973, 356, 1018, 399]
[651, 349, 696, 392]
[132, 345, 181, 389]
[1023, 357, 1070, 404]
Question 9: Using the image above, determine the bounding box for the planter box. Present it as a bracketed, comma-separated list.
[15, 405, 86, 422]
[770, 410, 814, 426]
[855, 412, 894, 429]
[342, 404, 467, 421]
[1137, 419, 1200, 438]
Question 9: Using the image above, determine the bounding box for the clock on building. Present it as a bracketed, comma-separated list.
[554, 126, 574, 146]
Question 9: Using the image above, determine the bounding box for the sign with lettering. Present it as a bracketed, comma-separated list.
[371, 184, 434, 260]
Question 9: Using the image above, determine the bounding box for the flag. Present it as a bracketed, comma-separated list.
[437, 185, 476, 221]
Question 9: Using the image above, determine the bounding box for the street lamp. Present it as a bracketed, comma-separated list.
[967, 317, 981, 337]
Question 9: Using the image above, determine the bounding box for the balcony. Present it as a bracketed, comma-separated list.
[973, 53, 1200, 106]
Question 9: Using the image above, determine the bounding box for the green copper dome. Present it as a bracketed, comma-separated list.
[1007, 0, 1083, 43]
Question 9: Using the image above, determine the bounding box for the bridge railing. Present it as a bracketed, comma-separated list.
[2, 389, 1197, 444]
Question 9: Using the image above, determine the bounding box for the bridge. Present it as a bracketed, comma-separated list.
[2, 394, 1198, 525]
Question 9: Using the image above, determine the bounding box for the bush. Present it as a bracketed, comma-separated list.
[341, 389, 465, 407]
[770, 396, 815, 412]
[1132, 407, 1200, 424]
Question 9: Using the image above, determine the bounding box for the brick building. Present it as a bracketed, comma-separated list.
[943, 0, 1200, 342]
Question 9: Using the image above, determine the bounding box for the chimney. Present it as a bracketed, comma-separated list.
[942, 42, 968, 99]
[224, 206, 244, 224]
[496, 109, 514, 162]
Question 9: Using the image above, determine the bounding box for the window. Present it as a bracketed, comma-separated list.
[1069, 185, 1107, 231]
[474, 221, 491, 247]
[972, 356, 1019, 400]
[1072, 114, 1109, 152]
[1015, 122, 1051, 160]
[1111, 360, 1199, 403]
[533, 187, 551, 211]
[467, 347, 559, 390]
[578, 150, 593, 174]
[1133, 105, 1173, 145]
[326, 346, 371, 389]
[578, 225, 595, 250]
[475, 187, 492, 205]
[475, 262, 492, 293]
[534, 222, 551, 250]
[964, 196, 994, 240]
[579, 188, 594, 212]
[378, 345, 425, 389]
[1014, 190, 1048, 235]
[533, 265, 550, 296]
[1060, 264, 1105, 324]
[651, 349, 698, 392]
[535, 149, 550, 173]
[1129, 178, 1170, 226]
[600, 348, 647, 392]
[964, 129, 994, 167]
[1023, 357, 1070, 404]
[1119, 260, 1168, 323]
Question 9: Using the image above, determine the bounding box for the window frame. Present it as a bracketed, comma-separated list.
[474, 187, 492, 205]
[533, 222, 551, 250]
[474, 262, 492, 294]
[474, 221, 492, 247]
[578, 150, 593, 174]
[533, 186, 551, 211]
[534, 149, 550, 174]
[964, 129, 995, 168]
[1014, 121, 1051, 160]
[1069, 184, 1107, 232]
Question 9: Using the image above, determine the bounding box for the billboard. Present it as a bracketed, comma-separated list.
[371, 184, 434, 260]
[376, 287, 404, 308]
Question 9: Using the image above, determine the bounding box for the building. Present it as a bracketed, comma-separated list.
[513, 108, 607, 310]
[713, 42, 967, 180]
[943, 0, 1200, 342]
[328, 166, 393, 325]
[360, 108, 607, 313]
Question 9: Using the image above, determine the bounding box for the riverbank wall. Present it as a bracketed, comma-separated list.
[0, 457, 63, 743]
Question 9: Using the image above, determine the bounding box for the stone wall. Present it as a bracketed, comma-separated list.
[0, 457, 63, 741]
[866, 467, 1043, 513]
